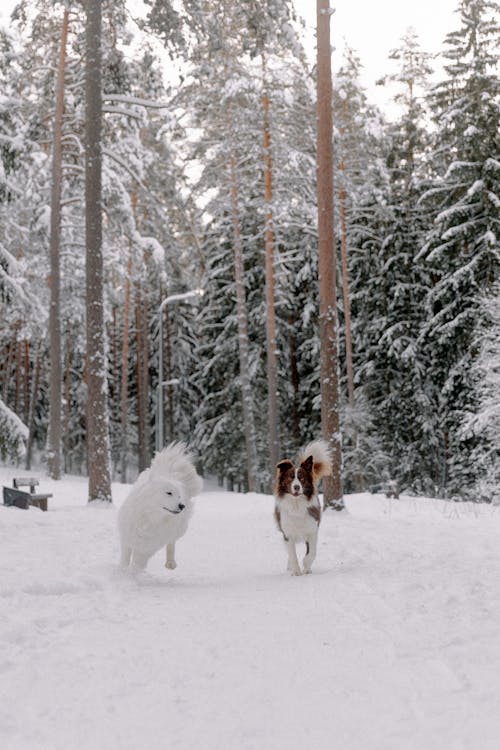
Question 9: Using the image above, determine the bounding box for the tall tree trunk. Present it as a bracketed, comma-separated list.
[120, 185, 137, 479]
[63, 339, 71, 473]
[110, 299, 120, 476]
[25, 345, 42, 471]
[2, 330, 17, 402]
[23, 339, 30, 424]
[15, 338, 22, 415]
[229, 154, 258, 492]
[164, 304, 175, 443]
[288, 321, 301, 445]
[316, 0, 343, 509]
[262, 56, 280, 470]
[141, 281, 151, 466]
[120, 253, 132, 483]
[48, 7, 69, 480]
[135, 284, 149, 472]
[85, 0, 112, 502]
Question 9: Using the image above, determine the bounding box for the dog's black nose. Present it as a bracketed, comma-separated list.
[178, 504, 185, 511]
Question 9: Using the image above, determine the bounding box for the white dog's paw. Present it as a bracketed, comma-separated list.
[165, 561, 177, 570]
[290, 568, 303, 576]
[303, 567, 312, 574]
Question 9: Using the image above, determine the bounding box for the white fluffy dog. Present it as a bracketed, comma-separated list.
[118, 442, 203, 572]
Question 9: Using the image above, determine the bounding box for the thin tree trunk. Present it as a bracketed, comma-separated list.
[288, 322, 301, 444]
[48, 7, 69, 480]
[85, 0, 112, 502]
[316, 0, 343, 508]
[164, 304, 175, 443]
[141, 281, 151, 466]
[63, 339, 71, 473]
[110, 299, 120, 476]
[2, 330, 17, 402]
[120, 185, 137, 480]
[135, 285, 145, 469]
[120, 253, 132, 483]
[25, 345, 42, 471]
[262, 55, 280, 470]
[15, 338, 22, 415]
[229, 154, 258, 492]
[135, 284, 149, 472]
[23, 339, 30, 424]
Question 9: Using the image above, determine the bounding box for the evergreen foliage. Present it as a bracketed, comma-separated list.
[0, 0, 498, 502]
[420, 0, 500, 494]
[461, 287, 500, 503]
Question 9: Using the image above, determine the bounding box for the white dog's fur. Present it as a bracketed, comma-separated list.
[118, 442, 203, 572]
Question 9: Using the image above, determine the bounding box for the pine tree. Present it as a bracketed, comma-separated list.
[461, 287, 500, 503]
[85, 0, 112, 502]
[47, 6, 69, 481]
[373, 29, 436, 490]
[342, 31, 439, 493]
[333, 48, 387, 490]
[167, 0, 301, 488]
[0, 0, 200, 481]
[0, 5, 61, 469]
[316, 0, 342, 507]
[420, 0, 500, 494]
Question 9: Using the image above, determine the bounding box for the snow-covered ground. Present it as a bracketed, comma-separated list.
[1, 466, 500, 750]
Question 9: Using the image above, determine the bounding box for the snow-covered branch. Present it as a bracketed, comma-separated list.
[102, 94, 171, 110]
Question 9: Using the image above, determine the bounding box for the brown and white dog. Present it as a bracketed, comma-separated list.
[274, 439, 333, 576]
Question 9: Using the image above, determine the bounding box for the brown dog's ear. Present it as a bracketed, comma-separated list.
[300, 455, 313, 473]
[276, 459, 293, 473]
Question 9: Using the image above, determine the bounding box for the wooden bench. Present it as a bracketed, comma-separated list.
[2, 477, 53, 511]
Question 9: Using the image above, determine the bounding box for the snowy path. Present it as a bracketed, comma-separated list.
[1, 469, 500, 750]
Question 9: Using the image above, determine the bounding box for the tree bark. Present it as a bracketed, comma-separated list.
[135, 284, 150, 472]
[141, 282, 151, 465]
[85, 0, 112, 502]
[63, 339, 71, 473]
[2, 330, 17, 402]
[47, 7, 69, 481]
[25, 345, 42, 471]
[120, 253, 132, 482]
[110, 300, 120, 475]
[15, 338, 22, 416]
[262, 57, 280, 470]
[229, 154, 258, 492]
[164, 304, 175, 443]
[316, 0, 343, 508]
[288, 322, 301, 444]
[23, 339, 30, 424]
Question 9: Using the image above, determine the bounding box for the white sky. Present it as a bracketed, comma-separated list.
[294, 0, 459, 112]
[0, 0, 460, 114]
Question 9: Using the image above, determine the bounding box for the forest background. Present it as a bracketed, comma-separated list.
[0, 0, 498, 502]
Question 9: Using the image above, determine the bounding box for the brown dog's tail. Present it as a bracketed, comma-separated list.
[298, 439, 333, 481]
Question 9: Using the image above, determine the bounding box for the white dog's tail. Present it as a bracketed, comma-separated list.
[298, 439, 333, 481]
[150, 442, 203, 499]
